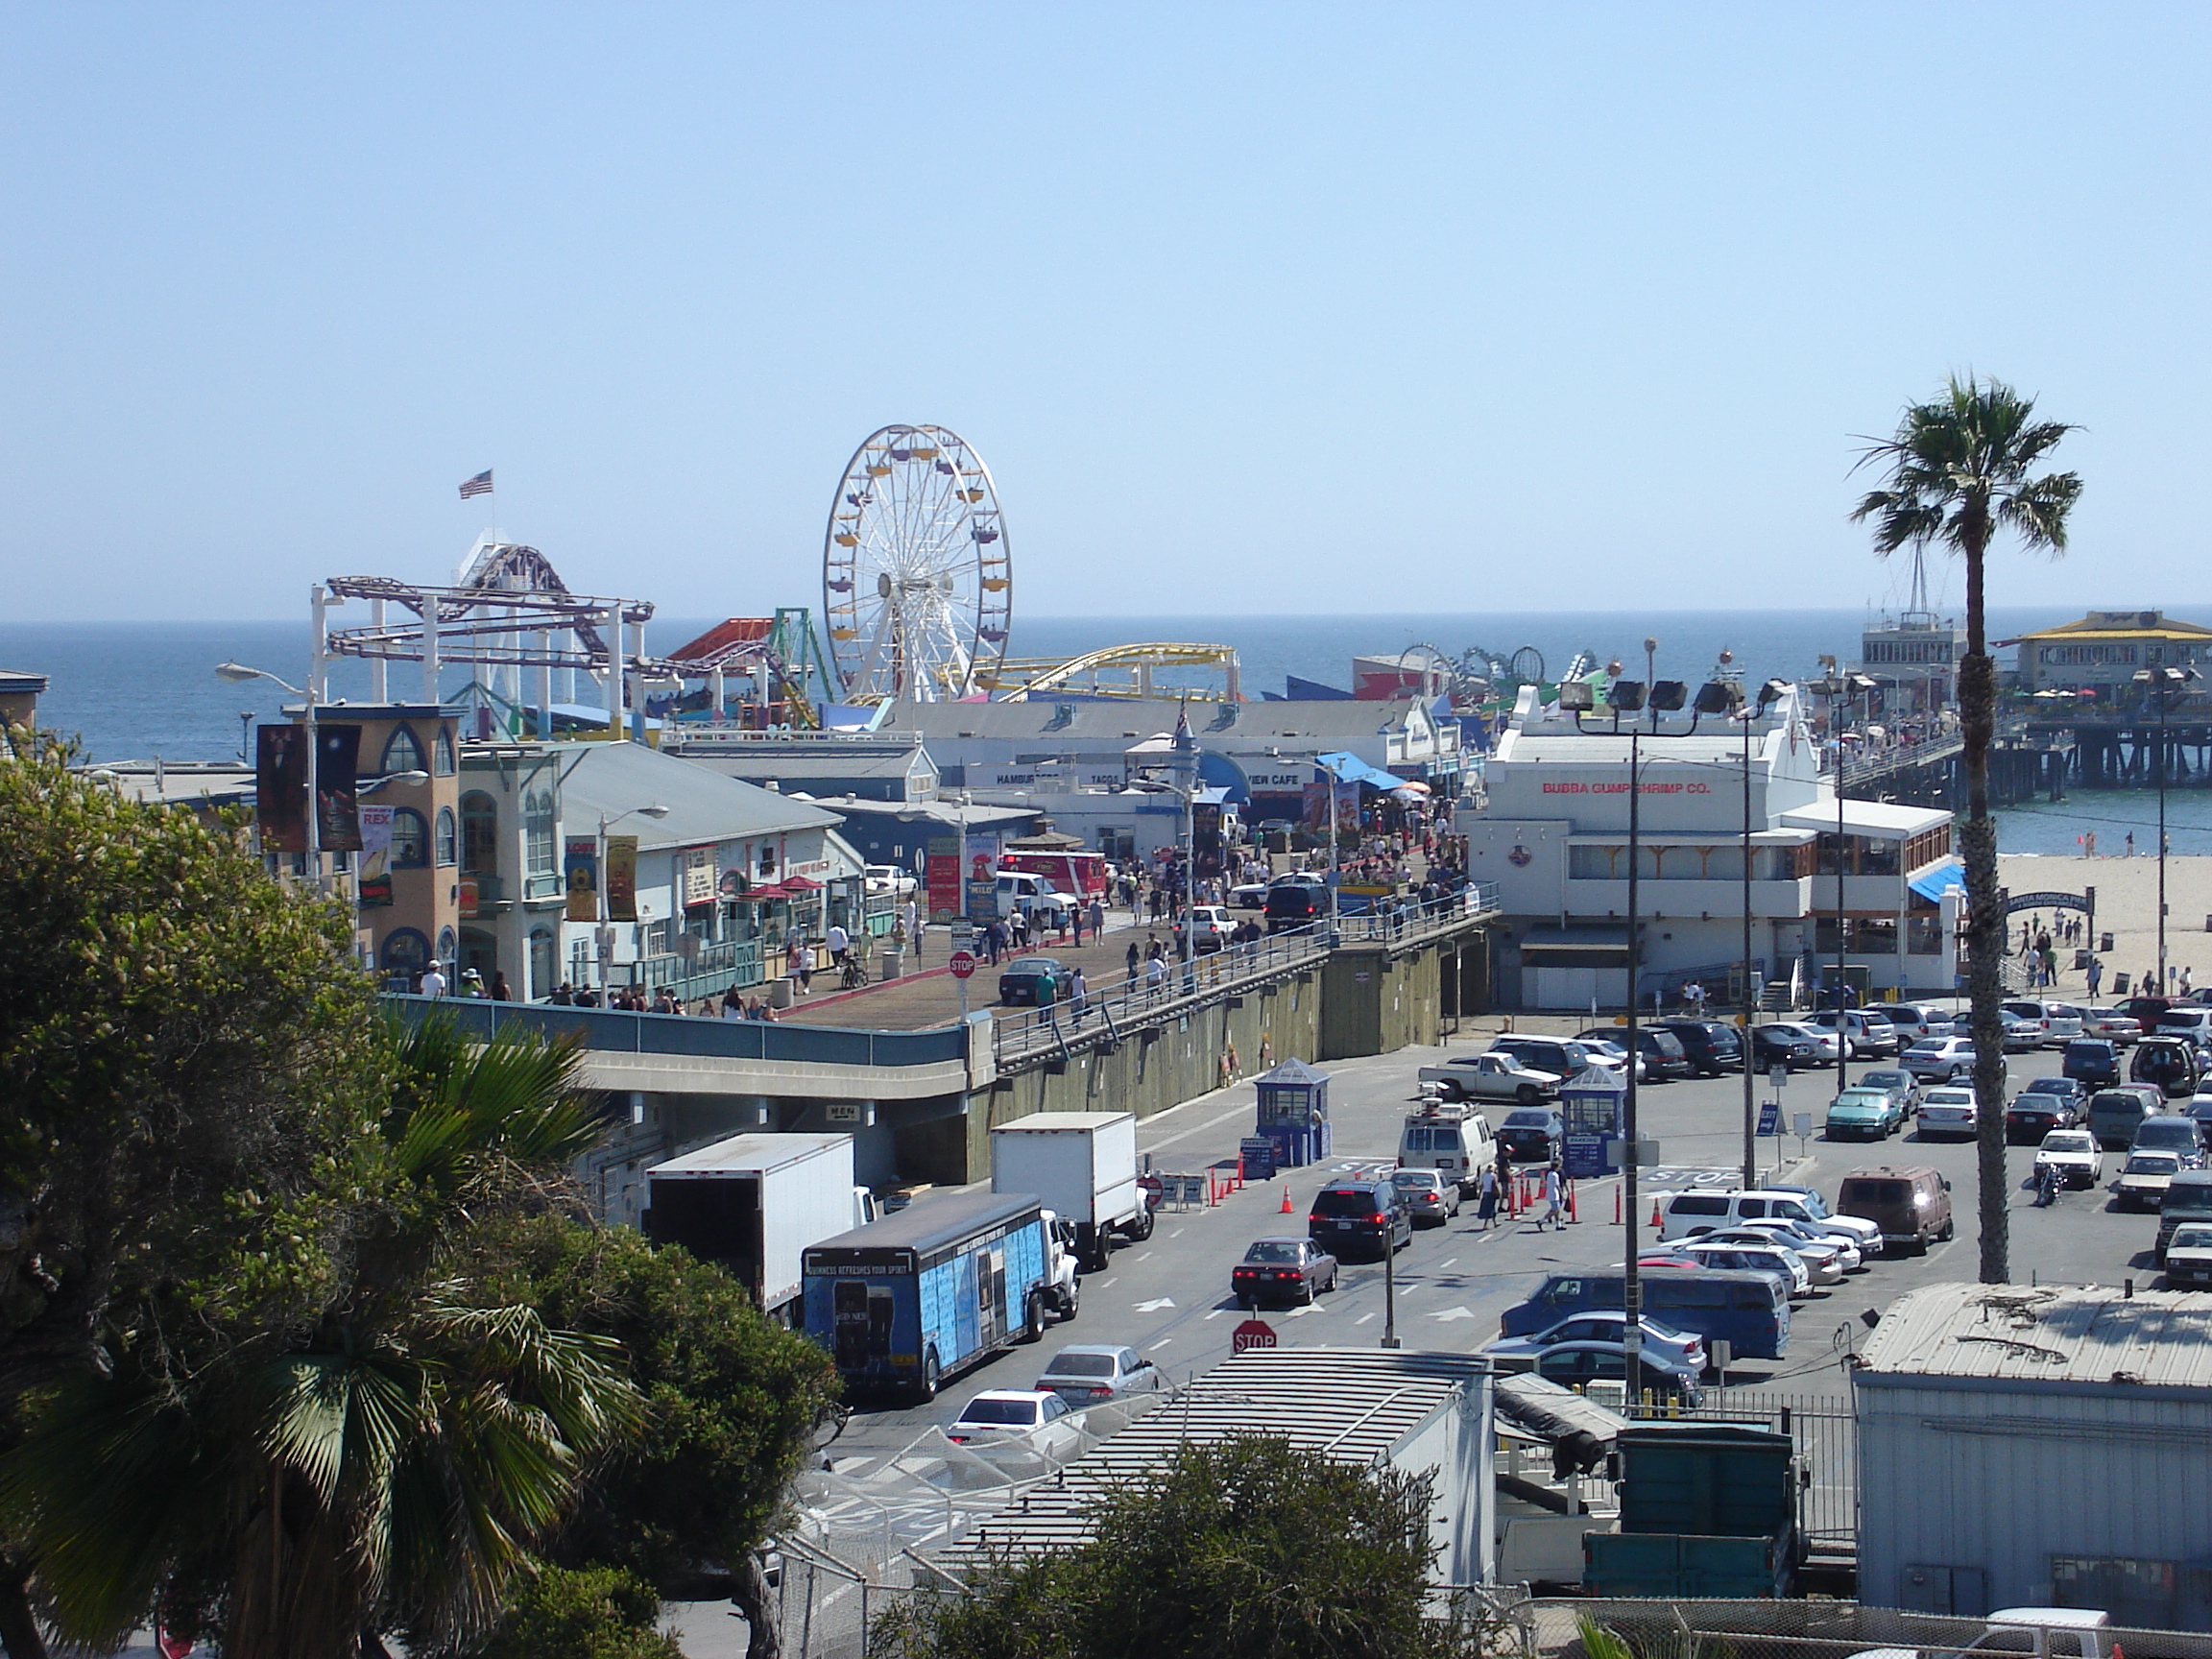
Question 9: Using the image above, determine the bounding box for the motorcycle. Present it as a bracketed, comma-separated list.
[2033, 1161, 2063, 1207]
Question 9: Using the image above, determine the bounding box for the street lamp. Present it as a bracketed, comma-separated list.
[2134, 665, 2199, 995]
[599, 803, 671, 991]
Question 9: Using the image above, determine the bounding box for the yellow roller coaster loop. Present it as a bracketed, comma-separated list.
[977, 641, 1242, 702]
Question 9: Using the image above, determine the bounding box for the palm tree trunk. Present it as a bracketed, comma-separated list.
[1960, 514, 2010, 1284]
[0, 1553, 50, 1659]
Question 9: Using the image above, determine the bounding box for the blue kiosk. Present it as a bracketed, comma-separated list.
[1254, 1058, 1333, 1169]
[1559, 1066, 1626, 1182]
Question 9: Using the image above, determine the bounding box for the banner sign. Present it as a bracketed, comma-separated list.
[565, 836, 599, 923]
[605, 834, 639, 923]
[926, 835, 960, 923]
[357, 805, 395, 907]
[315, 723, 362, 853]
[255, 724, 308, 853]
[683, 845, 715, 907]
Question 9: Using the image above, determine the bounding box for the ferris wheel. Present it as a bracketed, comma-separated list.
[822, 424, 1012, 703]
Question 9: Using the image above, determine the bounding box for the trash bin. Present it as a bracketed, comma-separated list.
[2076, 949, 2094, 970]
[879, 948, 904, 980]
[767, 977, 795, 1010]
[2103, 931, 2116, 952]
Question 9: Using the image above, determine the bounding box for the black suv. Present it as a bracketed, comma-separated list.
[1652, 1019, 1743, 1078]
[1307, 1178, 1411, 1260]
[1264, 876, 1327, 935]
[1576, 1025, 1694, 1082]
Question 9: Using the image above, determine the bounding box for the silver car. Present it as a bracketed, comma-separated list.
[1390, 1167, 1462, 1226]
[1033, 1344, 1167, 1407]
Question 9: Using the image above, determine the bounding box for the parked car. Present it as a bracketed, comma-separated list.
[1749, 1023, 1822, 1070]
[943, 1390, 1084, 1458]
[1826, 1087, 1907, 1141]
[2003, 999, 2086, 1047]
[1232, 1237, 1339, 1307]
[1697, 1226, 1845, 1284]
[1033, 1345, 1166, 1406]
[2131, 1034, 2203, 1098]
[2008, 1079, 2083, 1142]
[1418, 1051, 1561, 1105]
[2061, 1038, 2122, 1088]
[2083, 1007, 2143, 1046]
[1263, 873, 1328, 933]
[1651, 1018, 1744, 1077]
[1306, 1179, 1411, 1260]
[864, 863, 918, 898]
[1487, 1035, 1630, 1083]
[998, 955, 1068, 1007]
[2164, 1222, 2212, 1286]
[1916, 1086, 1979, 1140]
[1997, 1010, 2048, 1053]
[1575, 1025, 1693, 1081]
[1755, 1183, 1885, 1256]
[2032, 1129, 2104, 1190]
[1730, 1214, 1863, 1273]
[1657, 1188, 1880, 1255]
[1495, 1106, 1566, 1164]
[1810, 1009, 1901, 1059]
[2087, 1084, 2166, 1150]
[1228, 880, 1269, 910]
[2156, 1005, 2212, 1044]
[2185, 1091, 2212, 1126]
[2132, 1115, 2208, 1167]
[2117, 1151, 2183, 1211]
[992, 872, 1078, 925]
[1481, 1310, 1708, 1376]
[1836, 1165, 1955, 1254]
[1853, 1068, 1922, 1115]
[1864, 1002, 1956, 1046]
[1759, 1022, 1841, 1068]
[1503, 1339, 1704, 1406]
[1173, 904, 1232, 954]
[1389, 1168, 1462, 1227]
[1675, 1239, 1810, 1297]
[1903, 1038, 1982, 1081]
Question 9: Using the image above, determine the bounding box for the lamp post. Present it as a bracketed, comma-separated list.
[598, 803, 670, 990]
[2135, 665, 2198, 994]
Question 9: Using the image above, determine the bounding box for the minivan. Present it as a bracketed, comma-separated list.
[2132, 1035, 2204, 1098]
[1836, 1166, 1953, 1254]
[1307, 1178, 1411, 1259]
[2157, 1169, 2212, 1262]
[2061, 1038, 2121, 1088]
[1499, 1267, 1791, 1360]
[2132, 1115, 2207, 1167]
[2003, 1000, 2085, 1047]
[2087, 1085, 2166, 1150]
[1864, 1003, 1956, 1046]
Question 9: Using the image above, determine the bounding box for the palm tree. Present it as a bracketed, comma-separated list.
[1, 1015, 640, 1659]
[1853, 376, 2081, 1284]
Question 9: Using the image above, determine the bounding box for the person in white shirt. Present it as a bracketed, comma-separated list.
[827, 923, 850, 965]
[420, 961, 447, 998]
[1541, 1164, 1566, 1230]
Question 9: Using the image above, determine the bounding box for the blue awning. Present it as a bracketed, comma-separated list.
[1314, 751, 1408, 792]
[1909, 858, 1965, 902]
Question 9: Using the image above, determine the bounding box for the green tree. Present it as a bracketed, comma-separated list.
[874, 1435, 1479, 1659]
[1854, 376, 2082, 1284]
[0, 733, 388, 1656]
[467, 1563, 683, 1659]
[477, 1213, 841, 1659]
[2, 1014, 643, 1659]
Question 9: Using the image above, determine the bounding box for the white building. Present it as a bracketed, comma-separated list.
[1858, 1283, 2212, 1629]
[1459, 683, 1960, 1010]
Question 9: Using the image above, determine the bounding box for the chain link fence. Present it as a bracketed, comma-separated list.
[1522, 1599, 2212, 1659]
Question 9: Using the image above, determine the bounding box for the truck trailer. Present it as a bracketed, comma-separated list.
[642, 1132, 877, 1324]
[990, 1110, 1153, 1271]
[803, 1190, 1075, 1401]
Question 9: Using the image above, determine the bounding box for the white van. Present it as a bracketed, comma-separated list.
[1658, 1189, 1881, 1253]
[994, 872, 1078, 923]
[1398, 1102, 1499, 1197]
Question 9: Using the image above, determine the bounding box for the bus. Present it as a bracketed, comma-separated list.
[1499, 1267, 1791, 1360]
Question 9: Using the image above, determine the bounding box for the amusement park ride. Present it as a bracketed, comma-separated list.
[310, 422, 1555, 735]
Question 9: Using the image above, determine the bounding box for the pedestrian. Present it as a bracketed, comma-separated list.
[459, 968, 485, 998]
[2127, 831, 2137, 857]
[1090, 895, 1106, 938]
[1070, 967, 1089, 1023]
[1126, 939, 1140, 978]
[1144, 953, 1166, 996]
[912, 914, 928, 962]
[421, 960, 448, 998]
[722, 984, 745, 1019]
[827, 921, 850, 968]
[1541, 1163, 1566, 1231]
[2183, 967, 2197, 997]
[490, 970, 512, 1001]
[551, 980, 574, 1006]
[1476, 1165, 1500, 1231]
[1071, 905, 1084, 948]
[2087, 956, 2104, 998]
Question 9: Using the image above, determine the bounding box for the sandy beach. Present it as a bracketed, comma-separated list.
[1999, 853, 2212, 999]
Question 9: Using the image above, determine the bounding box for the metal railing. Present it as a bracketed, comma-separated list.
[1520, 1600, 2212, 1659]
[988, 883, 1499, 1070]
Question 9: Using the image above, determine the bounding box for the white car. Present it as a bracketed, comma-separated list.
[1698, 1227, 1845, 1284]
[1761, 1022, 1840, 1066]
[943, 1390, 1085, 1460]
[1174, 905, 1233, 953]
[2034, 1129, 2104, 1190]
[2165, 1222, 2212, 1286]
[1730, 1215, 1863, 1273]
[1228, 881, 1269, 910]
[864, 863, 918, 898]
[1756, 1184, 1884, 1258]
[1917, 1085, 1980, 1139]
[1416, 1051, 1562, 1105]
[1676, 1239, 1814, 1297]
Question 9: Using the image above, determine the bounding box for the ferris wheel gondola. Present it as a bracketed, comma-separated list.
[821, 424, 1011, 704]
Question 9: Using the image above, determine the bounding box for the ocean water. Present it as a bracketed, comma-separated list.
[4, 604, 2186, 855]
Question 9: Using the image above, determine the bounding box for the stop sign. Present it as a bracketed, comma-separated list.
[949, 950, 977, 980]
[1232, 1318, 1278, 1355]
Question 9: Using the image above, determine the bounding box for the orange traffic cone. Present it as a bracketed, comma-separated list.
[1280, 1186, 1294, 1214]
[1650, 1199, 1663, 1229]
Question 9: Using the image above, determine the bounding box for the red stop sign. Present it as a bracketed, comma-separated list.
[949, 950, 977, 980]
[1232, 1318, 1278, 1355]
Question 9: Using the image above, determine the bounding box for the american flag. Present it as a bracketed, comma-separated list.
[459, 469, 493, 499]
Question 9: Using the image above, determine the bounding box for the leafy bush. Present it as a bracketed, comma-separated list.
[469, 1564, 685, 1659]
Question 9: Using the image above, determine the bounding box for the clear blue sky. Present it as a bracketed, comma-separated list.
[4, 3, 2206, 621]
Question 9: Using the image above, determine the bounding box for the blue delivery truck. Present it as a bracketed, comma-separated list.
[803, 1190, 1063, 1402]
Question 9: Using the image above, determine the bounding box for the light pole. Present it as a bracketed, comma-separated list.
[218, 660, 323, 894]
[598, 803, 670, 991]
[2135, 665, 2198, 994]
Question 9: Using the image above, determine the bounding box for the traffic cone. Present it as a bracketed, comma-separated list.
[1650, 1199, 1662, 1229]
[1280, 1186, 1294, 1214]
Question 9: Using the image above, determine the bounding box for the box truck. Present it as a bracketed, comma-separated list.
[642, 1132, 878, 1324]
[803, 1190, 1077, 1401]
[990, 1111, 1154, 1271]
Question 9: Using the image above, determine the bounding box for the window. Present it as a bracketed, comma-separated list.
[380, 726, 424, 774]
[435, 806, 458, 867]
[390, 808, 429, 869]
[437, 926, 457, 966]
[460, 792, 498, 874]
[379, 927, 429, 978]
[434, 728, 456, 776]
[528, 926, 555, 1000]
[523, 787, 556, 878]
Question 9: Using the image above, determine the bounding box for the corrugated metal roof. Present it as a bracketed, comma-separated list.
[1858, 1282, 2212, 1390]
[558, 740, 844, 849]
[940, 1348, 1486, 1564]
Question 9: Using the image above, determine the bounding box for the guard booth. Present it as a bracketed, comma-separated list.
[1254, 1058, 1333, 1168]
[1559, 1066, 1626, 1182]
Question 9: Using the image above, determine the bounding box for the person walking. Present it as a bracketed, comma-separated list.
[1476, 1165, 1501, 1231]
[2086, 956, 2104, 998]
[827, 921, 850, 970]
[1071, 904, 1085, 948]
[1070, 966, 1089, 1024]
[420, 960, 448, 998]
[1089, 895, 1106, 939]
[1541, 1163, 1567, 1231]
[1125, 939, 1141, 979]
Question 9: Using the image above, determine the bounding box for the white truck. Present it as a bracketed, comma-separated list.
[991, 1110, 1155, 1272]
[642, 1131, 879, 1324]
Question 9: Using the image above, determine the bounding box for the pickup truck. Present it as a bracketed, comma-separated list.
[1416, 1052, 1561, 1105]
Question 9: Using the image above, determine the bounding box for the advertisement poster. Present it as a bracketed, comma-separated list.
[255, 724, 307, 853]
[926, 836, 960, 924]
[356, 805, 395, 907]
[314, 723, 362, 853]
[1300, 775, 1360, 830]
[962, 834, 1000, 924]
[565, 836, 599, 922]
[605, 834, 639, 923]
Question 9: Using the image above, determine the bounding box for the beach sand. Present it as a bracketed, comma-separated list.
[1999, 853, 2212, 999]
